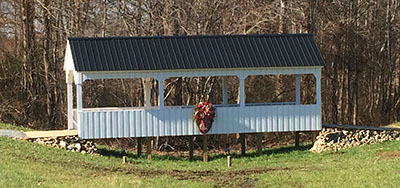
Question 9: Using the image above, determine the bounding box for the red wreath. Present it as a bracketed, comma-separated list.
[193, 101, 215, 134]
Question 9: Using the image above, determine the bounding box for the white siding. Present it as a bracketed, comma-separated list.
[78, 104, 321, 139]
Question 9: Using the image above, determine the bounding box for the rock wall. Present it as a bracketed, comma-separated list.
[310, 128, 400, 153]
[29, 136, 97, 154]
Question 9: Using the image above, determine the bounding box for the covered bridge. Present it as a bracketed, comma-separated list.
[64, 34, 325, 139]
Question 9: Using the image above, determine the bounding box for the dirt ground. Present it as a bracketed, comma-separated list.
[96, 131, 316, 159]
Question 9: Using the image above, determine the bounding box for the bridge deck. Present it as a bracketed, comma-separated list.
[23, 130, 78, 139]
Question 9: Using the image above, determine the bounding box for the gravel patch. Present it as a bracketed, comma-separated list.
[0, 129, 27, 139]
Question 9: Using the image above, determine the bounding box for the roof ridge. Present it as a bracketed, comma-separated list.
[68, 33, 313, 41]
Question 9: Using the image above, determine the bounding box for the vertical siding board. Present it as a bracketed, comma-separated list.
[170, 109, 174, 136]
[81, 113, 85, 138]
[81, 112, 88, 138]
[273, 109, 277, 132]
[118, 112, 123, 138]
[135, 111, 140, 137]
[183, 110, 186, 136]
[171, 109, 175, 136]
[261, 113, 266, 132]
[292, 114, 296, 131]
[112, 112, 118, 138]
[129, 111, 134, 137]
[141, 110, 146, 137]
[250, 108, 255, 131]
[99, 112, 104, 138]
[84, 113, 89, 139]
[237, 107, 242, 133]
[267, 110, 271, 132]
[176, 110, 181, 136]
[188, 109, 193, 134]
[301, 114, 306, 131]
[163, 110, 167, 136]
[153, 112, 157, 137]
[256, 114, 260, 132]
[279, 107, 284, 132]
[293, 108, 300, 131]
[78, 112, 87, 138]
[213, 108, 219, 134]
[159, 110, 164, 137]
[94, 112, 98, 138]
[106, 112, 111, 138]
[150, 111, 154, 136]
[123, 111, 129, 137]
[187, 113, 191, 135]
[175, 109, 179, 136]
[89, 112, 94, 139]
[146, 111, 151, 137]
[285, 114, 289, 131]
[80, 113, 84, 138]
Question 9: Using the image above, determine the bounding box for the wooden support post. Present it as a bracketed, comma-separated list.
[189, 136, 194, 161]
[256, 133, 263, 155]
[240, 133, 246, 156]
[137, 138, 142, 156]
[295, 132, 300, 148]
[227, 155, 231, 168]
[146, 137, 152, 160]
[203, 135, 208, 162]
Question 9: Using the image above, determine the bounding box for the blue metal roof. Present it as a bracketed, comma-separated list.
[68, 34, 325, 72]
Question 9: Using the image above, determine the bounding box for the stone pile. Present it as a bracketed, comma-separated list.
[310, 128, 400, 153]
[29, 136, 97, 154]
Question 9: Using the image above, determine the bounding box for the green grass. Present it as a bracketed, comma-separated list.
[0, 122, 32, 131]
[1, 136, 400, 187]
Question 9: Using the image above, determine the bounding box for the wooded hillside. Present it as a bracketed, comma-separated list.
[0, 0, 399, 129]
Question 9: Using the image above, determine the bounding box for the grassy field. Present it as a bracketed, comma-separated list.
[1, 134, 400, 187]
[0, 122, 33, 131]
[1, 121, 400, 187]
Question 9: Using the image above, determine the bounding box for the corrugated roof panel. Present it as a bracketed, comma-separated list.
[115, 39, 127, 70]
[68, 34, 325, 72]
[217, 37, 235, 68]
[285, 37, 301, 67]
[280, 36, 295, 66]
[120, 39, 133, 70]
[262, 37, 278, 67]
[292, 36, 307, 67]
[309, 37, 326, 65]
[253, 37, 272, 67]
[173, 38, 185, 69]
[149, 38, 163, 70]
[109, 40, 122, 70]
[89, 40, 102, 70]
[299, 36, 317, 67]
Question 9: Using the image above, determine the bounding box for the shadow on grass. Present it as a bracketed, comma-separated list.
[97, 147, 189, 161]
[209, 144, 312, 161]
[98, 144, 313, 162]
